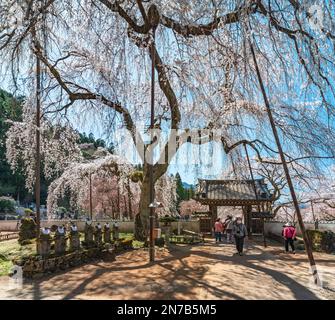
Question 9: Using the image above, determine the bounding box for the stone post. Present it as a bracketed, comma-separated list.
[103, 223, 112, 243]
[112, 222, 120, 241]
[94, 223, 103, 246]
[38, 227, 51, 257]
[177, 220, 181, 235]
[83, 220, 95, 248]
[54, 226, 66, 256]
[69, 224, 80, 251]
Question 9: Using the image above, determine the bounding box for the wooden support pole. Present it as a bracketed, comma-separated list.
[248, 33, 320, 286]
[35, 52, 41, 249]
[149, 27, 156, 263]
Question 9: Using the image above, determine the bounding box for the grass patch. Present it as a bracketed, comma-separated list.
[119, 233, 144, 249]
[0, 239, 36, 276]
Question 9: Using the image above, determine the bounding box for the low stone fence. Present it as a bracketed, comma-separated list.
[13, 246, 116, 279]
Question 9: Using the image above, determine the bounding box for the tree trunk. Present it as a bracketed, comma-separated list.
[126, 178, 133, 220]
[134, 161, 170, 241]
[117, 179, 120, 219]
[134, 174, 151, 241]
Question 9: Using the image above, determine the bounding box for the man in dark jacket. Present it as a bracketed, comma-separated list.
[232, 217, 248, 256]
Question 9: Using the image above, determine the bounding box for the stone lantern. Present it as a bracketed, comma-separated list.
[69, 223, 80, 251]
[54, 225, 66, 256]
[38, 227, 51, 257]
[103, 223, 112, 243]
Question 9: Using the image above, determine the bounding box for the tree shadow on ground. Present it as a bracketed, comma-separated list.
[10, 241, 324, 300]
[169, 244, 320, 300]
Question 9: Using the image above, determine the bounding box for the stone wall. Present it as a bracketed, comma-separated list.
[169, 220, 200, 233]
[2, 219, 335, 235]
[0, 220, 20, 231]
[264, 221, 335, 237]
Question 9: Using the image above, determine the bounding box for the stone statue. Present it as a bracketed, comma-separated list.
[94, 223, 103, 246]
[38, 227, 51, 257]
[54, 225, 66, 256]
[69, 223, 80, 251]
[112, 221, 119, 241]
[83, 219, 94, 248]
[103, 223, 112, 243]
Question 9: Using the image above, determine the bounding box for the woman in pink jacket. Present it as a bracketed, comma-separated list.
[214, 218, 223, 243]
[283, 222, 297, 254]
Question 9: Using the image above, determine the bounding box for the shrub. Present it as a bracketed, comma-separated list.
[18, 217, 37, 244]
[0, 197, 15, 213]
[118, 238, 133, 249]
[24, 208, 34, 216]
[321, 231, 335, 253]
[154, 238, 165, 247]
[307, 229, 335, 253]
[159, 216, 178, 224]
[130, 171, 143, 183]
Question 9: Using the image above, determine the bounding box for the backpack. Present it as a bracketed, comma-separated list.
[286, 227, 295, 239]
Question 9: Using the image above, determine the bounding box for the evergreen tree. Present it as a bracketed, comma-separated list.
[175, 172, 186, 208]
[0, 89, 26, 201]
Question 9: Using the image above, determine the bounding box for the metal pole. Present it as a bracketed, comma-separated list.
[35, 53, 41, 249]
[248, 34, 320, 285]
[149, 28, 156, 262]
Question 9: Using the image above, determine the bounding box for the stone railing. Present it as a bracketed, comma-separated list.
[13, 246, 116, 279]
[13, 223, 132, 278]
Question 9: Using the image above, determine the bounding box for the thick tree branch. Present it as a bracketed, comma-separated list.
[160, 2, 259, 36]
[31, 37, 144, 159]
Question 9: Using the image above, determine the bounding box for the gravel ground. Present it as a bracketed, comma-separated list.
[0, 239, 334, 300]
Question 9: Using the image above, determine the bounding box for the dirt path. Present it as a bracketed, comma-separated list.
[0, 239, 334, 300]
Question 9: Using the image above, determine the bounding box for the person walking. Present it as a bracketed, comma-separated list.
[283, 222, 296, 254]
[224, 215, 234, 243]
[214, 218, 223, 243]
[232, 217, 248, 255]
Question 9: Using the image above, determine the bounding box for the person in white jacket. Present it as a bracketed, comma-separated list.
[224, 215, 234, 243]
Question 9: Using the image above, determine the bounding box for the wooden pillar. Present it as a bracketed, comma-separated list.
[262, 218, 267, 247]
[209, 205, 218, 234]
[243, 205, 252, 238]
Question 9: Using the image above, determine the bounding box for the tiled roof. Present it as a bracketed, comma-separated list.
[195, 179, 273, 205]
